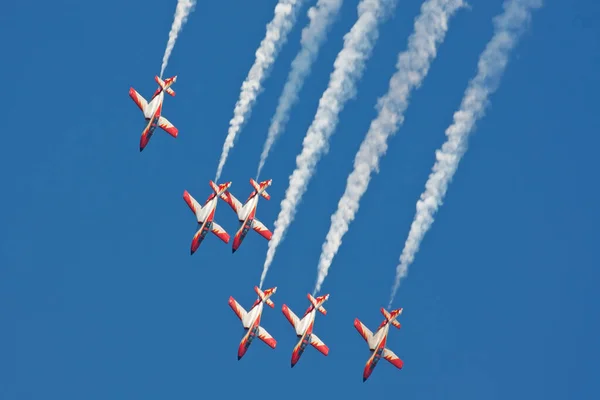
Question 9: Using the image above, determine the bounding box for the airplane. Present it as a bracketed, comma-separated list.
[129, 75, 179, 151]
[354, 307, 404, 382]
[228, 286, 278, 360]
[182, 181, 231, 254]
[218, 178, 273, 253]
[281, 293, 330, 367]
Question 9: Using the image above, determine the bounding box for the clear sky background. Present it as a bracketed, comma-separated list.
[2, 0, 599, 398]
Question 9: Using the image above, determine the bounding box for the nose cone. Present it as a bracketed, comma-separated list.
[363, 365, 373, 382]
[291, 351, 300, 368]
[232, 235, 242, 253]
[140, 132, 151, 151]
[237, 343, 247, 360]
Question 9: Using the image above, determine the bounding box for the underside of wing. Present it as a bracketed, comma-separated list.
[129, 88, 148, 112]
[257, 326, 276, 349]
[354, 319, 374, 348]
[383, 348, 404, 370]
[183, 191, 202, 218]
[309, 333, 329, 356]
[229, 297, 248, 323]
[252, 218, 272, 240]
[219, 191, 243, 214]
[210, 221, 230, 243]
[282, 304, 300, 330]
[158, 116, 178, 138]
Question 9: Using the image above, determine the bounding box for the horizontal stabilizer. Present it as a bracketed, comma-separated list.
[254, 286, 276, 308]
[155, 75, 176, 96]
[210, 180, 232, 196]
[381, 307, 402, 329]
[310, 333, 329, 356]
[250, 178, 271, 200]
[307, 293, 328, 315]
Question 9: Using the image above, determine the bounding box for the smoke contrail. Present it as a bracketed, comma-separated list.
[313, 0, 465, 295]
[160, 0, 197, 78]
[215, 0, 307, 181]
[256, 0, 345, 178]
[259, 0, 397, 289]
[389, 0, 543, 307]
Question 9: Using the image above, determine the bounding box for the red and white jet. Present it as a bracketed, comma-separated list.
[182, 181, 231, 254]
[354, 307, 404, 382]
[219, 178, 273, 253]
[282, 293, 330, 367]
[229, 286, 277, 360]
[129, 75, 179, 151]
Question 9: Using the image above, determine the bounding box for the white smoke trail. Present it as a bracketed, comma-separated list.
[389, 0, 543, 307]
[259, 0, 397, 289]
[313, 0, 465, 295]
[215, 0, 307, 181]
[256, 0, 345, 179]
[160, 0, 197, 78]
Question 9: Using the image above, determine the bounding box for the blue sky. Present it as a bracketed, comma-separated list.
[2, 0, 599, 398]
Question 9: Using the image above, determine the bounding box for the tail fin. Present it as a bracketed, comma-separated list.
[307, 293, 328, 315]
[210, 180, 232, 195]
[254, 286, 276, 308]
[250, 178, 271, 200]
[380, 307, 402, 329]
[155, 75, 176, 96]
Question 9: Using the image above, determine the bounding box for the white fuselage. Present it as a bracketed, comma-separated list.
[295, 308, 317, 336]
[368, 322, 390, 350]
[237, 194, 260, 222]
[144, 90, 164, 119]
[196, 195, 219, 224]
[242, 301, 264, 329]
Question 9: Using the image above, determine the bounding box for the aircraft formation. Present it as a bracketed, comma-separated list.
[128, 75, 404, 381]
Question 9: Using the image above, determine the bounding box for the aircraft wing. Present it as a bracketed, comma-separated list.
[210, 221, 230, 243]
[183, 191, 202, 218]
[158, 116, 178, 138]
[229, 297, 249, 327]
[129, 88, 148, 112]
[383, 348, 404, 369]
[220, 192, 243, 214]
[257, 326, 277, 349]
[252, 218, 272, 240]
[282, 304, 301, 330]
[310, 333, 329, 356]
[354, 319, 374, 349]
